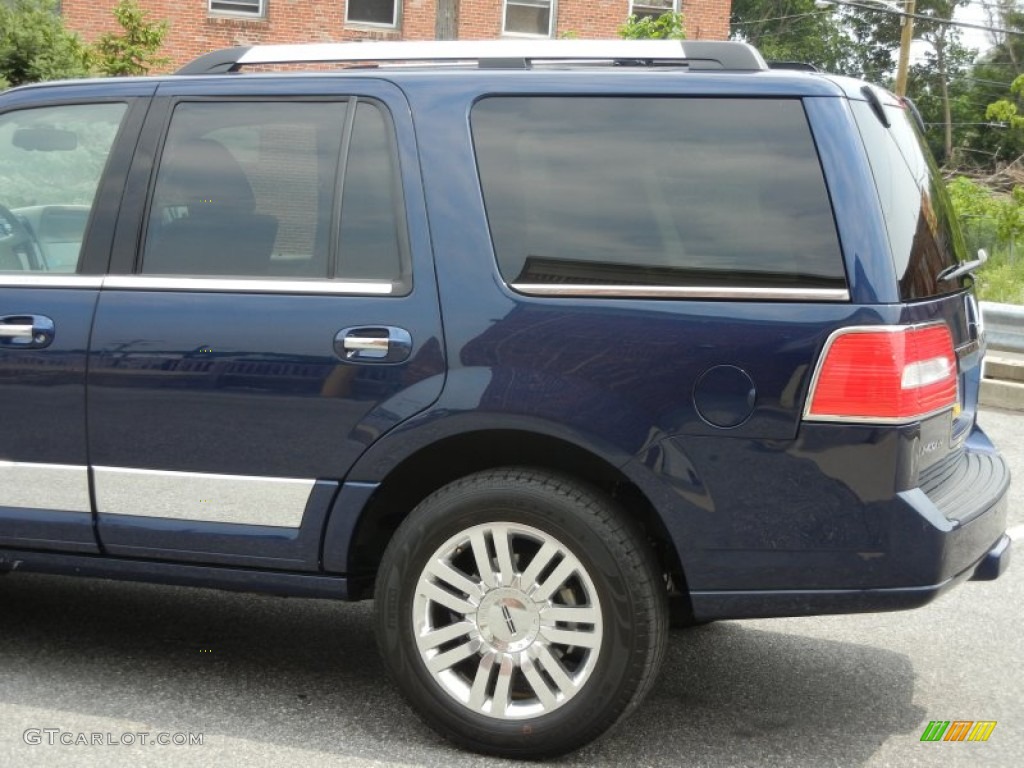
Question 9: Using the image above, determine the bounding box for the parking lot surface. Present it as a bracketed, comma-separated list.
[1, 408, 1021, 768]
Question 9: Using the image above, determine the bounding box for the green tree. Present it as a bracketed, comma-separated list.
[984, 72, 1024, 162]
[906, 1, 975, 164]
[0, 0, 92, 89]
[619, 11, 685, 40]
[908, 42, 976, 164]
[951, 2, 1024, 169]
[93, 0, 169, 77]
[730, 0, 901, 81]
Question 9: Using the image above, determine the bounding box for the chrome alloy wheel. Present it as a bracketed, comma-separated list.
[412, 522, 604, 720]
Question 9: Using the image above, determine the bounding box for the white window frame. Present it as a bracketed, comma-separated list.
[502, 0, 557, 39]
[208, 0, 266, 18]
[345, 0, 401, 28]
[628, 0, 680, 20]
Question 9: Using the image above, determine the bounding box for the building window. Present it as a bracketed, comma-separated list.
[629, 0, 679, 20]
[347, 0, 400, 27]
[503, 0, 555, 38]
[209, 0, 266, 17]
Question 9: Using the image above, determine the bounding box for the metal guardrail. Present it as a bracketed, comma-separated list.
[982, 301, 1024, 353]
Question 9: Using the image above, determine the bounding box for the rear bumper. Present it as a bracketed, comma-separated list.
[970, 532, 1011, 581]
[640, 423, 1011, 621]
[689, 533, 1011, 620]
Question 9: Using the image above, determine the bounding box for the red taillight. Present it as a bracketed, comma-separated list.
[806, 325, 957, 422]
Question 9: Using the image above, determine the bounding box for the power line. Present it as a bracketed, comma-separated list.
[733, 11, 832, 26]
[964, 0, 1020, 10]
[826, 1, 1024, 36]
[963, 75, 1018, 87]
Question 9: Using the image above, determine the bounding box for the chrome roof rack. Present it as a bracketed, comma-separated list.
[176, 40, 769, 76]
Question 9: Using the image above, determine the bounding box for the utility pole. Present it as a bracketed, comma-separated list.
[816, 0, 917, 95]
[894, 0, 917, 97]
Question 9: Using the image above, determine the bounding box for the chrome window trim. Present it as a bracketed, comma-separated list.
[510, 283, 851, 302]
[0, 275, 395, 294]
[93, 466, 314, 528]
[0, 275, 104, 289]
[102, 275, 394, 295]
[0, 462, 92, 513]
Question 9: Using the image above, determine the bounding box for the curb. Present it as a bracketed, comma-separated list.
[981, 353, 1024, 412]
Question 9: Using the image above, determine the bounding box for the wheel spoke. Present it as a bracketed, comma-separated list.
[531, 556, 578, 602]
[416, 620, 475, 653]
[491, 654, 514, 718]
[426, 639, 480, 674]
[469, 530, 496, 588]
[491, 526, 517, 586]
[418, 581, 475, 616]
[530, 643, 577, 695]
[467, 652, 496, 711]
[518, 541, 559, 590]
[539, 625, 600, 649]
[425, 558, 484, 603]
[539, 604, 599, 625]
[521, 655, 557, 710]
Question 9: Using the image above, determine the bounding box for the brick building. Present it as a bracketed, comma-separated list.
[61, 1, 732, 72]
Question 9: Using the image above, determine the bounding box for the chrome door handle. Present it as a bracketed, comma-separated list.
[343, 336, 391, 354]
[0, 315, 55, 348]
[335, 326, 412, 364]
[0, 324, 32, 339]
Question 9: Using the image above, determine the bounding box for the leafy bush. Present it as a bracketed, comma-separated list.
[94, 0, 169, 77]
[0, 0, 92, 89]
[0, 0, 169, 91]
[947, 177, 1024, 304]
[619, 12, 685, 41]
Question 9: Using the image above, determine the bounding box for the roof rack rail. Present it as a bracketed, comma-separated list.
[767, 61, 819, 72]
[176, 40, 769, 76]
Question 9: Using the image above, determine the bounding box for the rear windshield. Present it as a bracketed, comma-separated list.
[851, 98, 969, 300]
[471, 97, 846, 294]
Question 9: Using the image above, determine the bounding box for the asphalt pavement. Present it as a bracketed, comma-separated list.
[1, 408, 1022, 768]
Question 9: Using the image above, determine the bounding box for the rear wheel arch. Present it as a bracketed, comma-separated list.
[341, 429, 689, 609]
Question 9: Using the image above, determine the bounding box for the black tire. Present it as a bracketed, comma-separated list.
[374, 468, 668, 758]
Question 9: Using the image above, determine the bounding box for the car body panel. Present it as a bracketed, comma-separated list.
[0, 64, 1009, 619]
[85, 78, 446, 567]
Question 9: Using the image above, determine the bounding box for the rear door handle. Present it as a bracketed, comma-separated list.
[0, 314, 54, 348]
[335, 326, 412, 364]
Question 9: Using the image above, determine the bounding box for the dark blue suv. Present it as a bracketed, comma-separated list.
[0, 39, 1010, 758]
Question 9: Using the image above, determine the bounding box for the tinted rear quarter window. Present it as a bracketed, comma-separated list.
[471, 97, 845, 294]
[851, 98, 968, 299]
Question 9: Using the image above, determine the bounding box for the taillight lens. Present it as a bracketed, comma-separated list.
[806, 325, 957, 422]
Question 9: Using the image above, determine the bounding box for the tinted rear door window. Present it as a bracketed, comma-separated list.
[141, 99, 409, 289]
[471, 97, 845, 293]
[851, 99, 968, 300]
